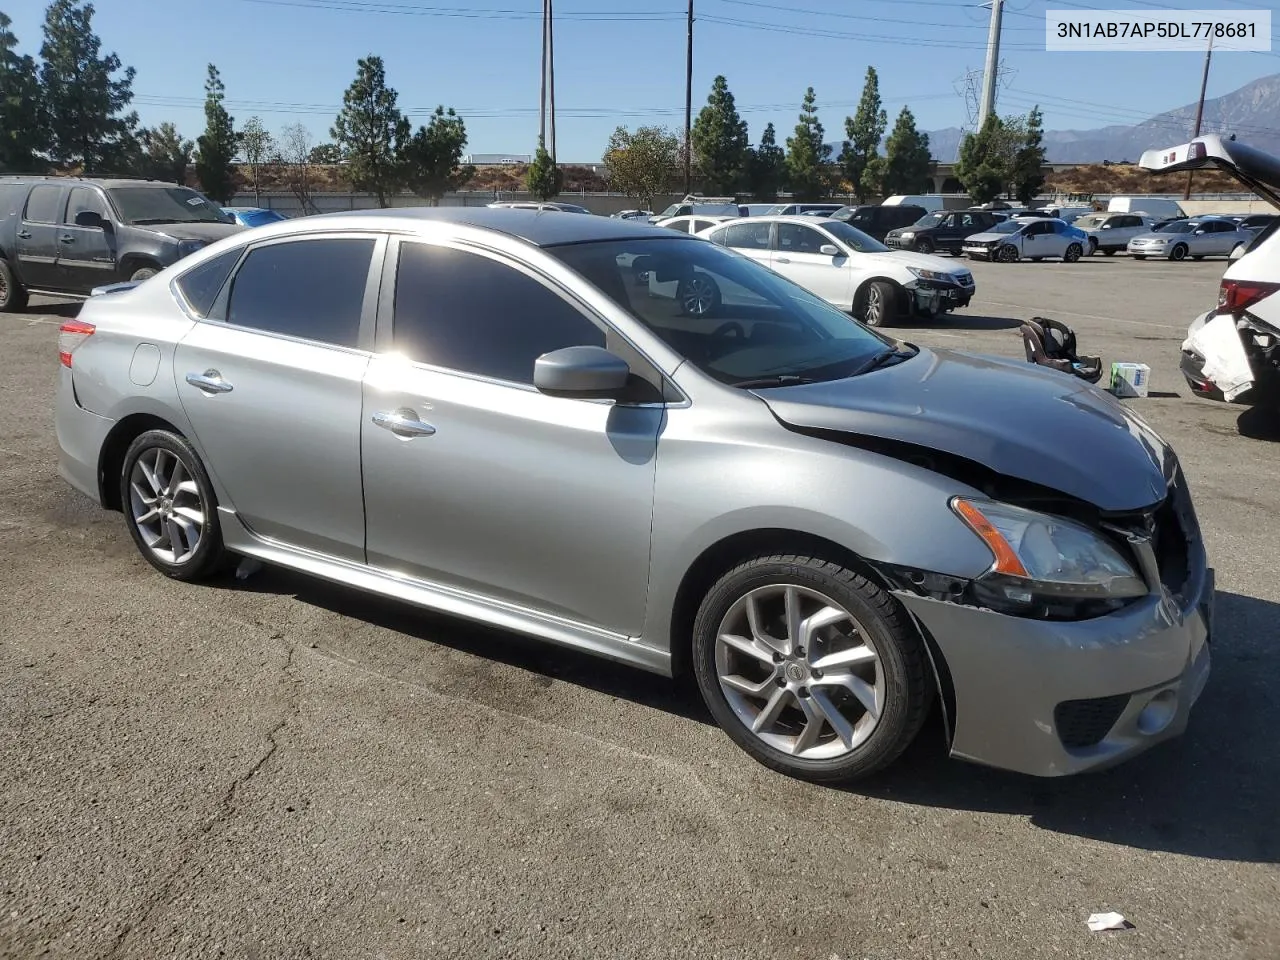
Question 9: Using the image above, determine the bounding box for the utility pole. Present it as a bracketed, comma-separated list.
[977, 0, 1003, 128]
[538, 0, 547, 148]
[684, 0, 693, 195]
[1184, 34, 1213, 201]
[548, 0, 556, 162]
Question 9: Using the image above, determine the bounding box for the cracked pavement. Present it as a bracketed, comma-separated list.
[2, 257, 1279, 960]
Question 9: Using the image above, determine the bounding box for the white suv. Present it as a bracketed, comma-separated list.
[1140, 135, 1280, 403]
[1073, 212, 1156, 256]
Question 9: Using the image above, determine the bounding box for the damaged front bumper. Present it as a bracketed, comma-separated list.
[906, 278, 974, 315]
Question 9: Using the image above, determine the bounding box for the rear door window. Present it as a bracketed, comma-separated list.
[225, 238, 374, 348]
[719, 222, 772, 250]
[23, 185, 62, 224]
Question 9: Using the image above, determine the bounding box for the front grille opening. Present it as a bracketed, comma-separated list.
[1054, 694, 1130, 748]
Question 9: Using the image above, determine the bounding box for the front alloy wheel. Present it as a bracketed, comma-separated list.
[997, 243, 1020, 263]
[678, 274, 721, 318]
[1064, 243, 1083, 263]
[692, 555, 930, 782]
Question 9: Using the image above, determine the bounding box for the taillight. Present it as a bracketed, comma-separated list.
[1218, 279, 1280, 315]
[58, 320, 95, 368]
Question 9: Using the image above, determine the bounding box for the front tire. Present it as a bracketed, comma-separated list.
[858, 280, 897, 327]
[1170, 244, 1188, 262]
[677, 273, 721, 318]
[692, 554, 931, 783]
[997, 244, 1020, 263]
[914, 237, 935, 255]
[1064, 243, 1083, 263]
[129, 266, 159, 282]
[0, 258, 29, 312]
[121, 429, 228, 581]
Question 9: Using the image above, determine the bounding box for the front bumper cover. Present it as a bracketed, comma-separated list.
[908, 279, 973, 314]
[892, 553, 1213, 778]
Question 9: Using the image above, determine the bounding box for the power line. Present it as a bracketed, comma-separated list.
[227, 0, 683, 19]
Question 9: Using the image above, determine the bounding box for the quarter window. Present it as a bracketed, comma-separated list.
[23, 185, 62, 224]
[176, 249, 242, 318]
[392, 242, 605, 384]
[225, 238, 374, 348]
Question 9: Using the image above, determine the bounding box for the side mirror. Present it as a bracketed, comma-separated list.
[819, 244, 840, 257]
[1194, 229, 1205, 235]
[534, 346, 631, 398]
[1100, 223, 1112, 229]
[75, 210, 106, 229]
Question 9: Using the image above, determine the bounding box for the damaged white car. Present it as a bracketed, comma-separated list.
[1139, 135, 1280, 403]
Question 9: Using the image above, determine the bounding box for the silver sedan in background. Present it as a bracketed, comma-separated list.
[1127, 217, 1255, 260]
[55, 208, 1212, 784]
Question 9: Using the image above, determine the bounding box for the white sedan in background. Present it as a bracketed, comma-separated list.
[680, 215, 975, 326]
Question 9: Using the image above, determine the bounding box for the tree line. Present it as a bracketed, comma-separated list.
[1, 2, 1048, 209]
[605, 70, 1049, 209]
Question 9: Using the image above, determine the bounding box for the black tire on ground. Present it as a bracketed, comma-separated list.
[120, 429, 229, 582]
[859, 280, 898, 327]
[914, 237, 935, 254]
[0, 258, 29, 312]
[691, 553, 932, 784]
[997, 244, 1020, 263]
[677, 273, 722, 318]
[1171, 244, 1188, 262]
[1133, 255, 1147, 260]
[1103, 249, 1116, 257]
[130, 266, 159, 282]
[1064, 243, 1083, 263]
[1087, 238, 1098, 255]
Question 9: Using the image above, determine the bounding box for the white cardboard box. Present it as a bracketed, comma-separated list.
[1109, 362, 1150, 398]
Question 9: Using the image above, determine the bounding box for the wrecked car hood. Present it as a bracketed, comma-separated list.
[151, 222, 245, 242]
[757, 347, 1171, 512]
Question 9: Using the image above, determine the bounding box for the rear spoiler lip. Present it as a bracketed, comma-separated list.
[1139, 135, 1280, 210]
[89, 280, 142, 298]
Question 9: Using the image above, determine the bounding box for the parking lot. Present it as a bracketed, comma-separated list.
[2, 254, 1278, 960]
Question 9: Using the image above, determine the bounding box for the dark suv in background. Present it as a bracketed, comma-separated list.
[885, 208, 1006, 255]
[826, 204, 928, 241]
[0, 176, 243, 311]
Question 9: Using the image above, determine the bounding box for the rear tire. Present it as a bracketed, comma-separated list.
[0, 259, 29, 312]
[691, 554, 931, 784]
[120, 429, 229, 582]
[858, 280, 897, 327]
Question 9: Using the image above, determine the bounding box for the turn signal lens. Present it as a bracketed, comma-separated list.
[951, 499, 1030, 577]
[58, 320, 95, 368]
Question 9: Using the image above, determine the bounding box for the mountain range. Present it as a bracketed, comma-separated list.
[826, 72, 1280, 165]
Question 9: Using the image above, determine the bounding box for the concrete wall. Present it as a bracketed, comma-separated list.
[1179, 199, 1278, 216]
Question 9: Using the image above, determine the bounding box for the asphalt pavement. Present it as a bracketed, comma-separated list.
[1, 254, 1278, 960]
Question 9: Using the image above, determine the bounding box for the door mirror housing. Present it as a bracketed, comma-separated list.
[1194, 229, 1205, 235]
[74, 210, 107, 229]
[534, 346, 631, 398]
[819, 243, 840, 257]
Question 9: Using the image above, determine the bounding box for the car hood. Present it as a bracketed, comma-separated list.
[149, 222, 246, 242]
[1129, 231, 1172, 242]
[756, 347, 1171, 511]
[963, 231, 1011, 243]
[869, 250, 964, 273]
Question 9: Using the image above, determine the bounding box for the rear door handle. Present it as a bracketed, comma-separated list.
[16, 230, 31, 240]
[59, 235, 75, 244]
[774, 257, 791, 264]
[185, 370, 234, 394]
[372, 409, 436, 438]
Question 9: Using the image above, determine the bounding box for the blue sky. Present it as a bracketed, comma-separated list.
[6, 0, 1279, 162]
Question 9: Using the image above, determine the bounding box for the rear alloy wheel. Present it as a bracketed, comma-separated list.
[692, 555, 930, 783]
[914, 237, 935, 255]
[677, 273, 721, 318]
[1064, 243, 1083, 263]
[1170, 244, 1188, 262]
[121, 429, 228, 581]
[997, 243, 1020, 263]
[859, 280, 897, 327]
[0, 258, 29, 312]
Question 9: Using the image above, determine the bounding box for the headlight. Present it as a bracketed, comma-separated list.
[952, 498, 1148, 608]
[899, 231, 916, 239]
[907, 266, 947, 281]
[177, 239, 207, 257]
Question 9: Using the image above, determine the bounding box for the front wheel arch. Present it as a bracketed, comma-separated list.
[852, 276, 906, 320]
[118, 254, 164, 282]
[666, 528, 954, 740]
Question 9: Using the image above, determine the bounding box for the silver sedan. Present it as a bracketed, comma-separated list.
[1127, 217, 1255, 260]
[55, 208, 1212, 783]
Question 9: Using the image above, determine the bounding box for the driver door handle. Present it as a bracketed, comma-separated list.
[775, 257, 791, 264]
[59, 235, 76, 244]
[16, 230, 31, 240]
[185, 371, 234, 394]
[372, 409, 437, 438]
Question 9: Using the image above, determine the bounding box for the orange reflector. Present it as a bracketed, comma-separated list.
[953, 499, 1029, 577]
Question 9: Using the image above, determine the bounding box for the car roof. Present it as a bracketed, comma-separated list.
[0, 176, 186, 189]
[270, 206, 680, 246]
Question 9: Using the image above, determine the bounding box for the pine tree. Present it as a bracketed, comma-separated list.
[881, 107, 932, 196]
[690, 75, 749, 195]
[141, 122, 193, 185]
[785, 88, 832, 203]
[403, 106, 474, 205]
[331, 55, 410, 207]
[195, 65, 237, 203]
[0, 12, 44, 172]
[38, 0, 138, 172]
[746, 122, 786, 200]
[1012, 106, 1047, 204]
[839, 67, 888, 202]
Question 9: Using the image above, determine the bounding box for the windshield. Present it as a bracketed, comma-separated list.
[1074, 215, 1107, 229]
[1157, 221, 1197, 234]
[763, 204, 790, 215]
[819, 219, 890, 253]
[548, 237, 894, 386]
[913, 212, 944, 228]
[657, 203, 683, 218]
[108, 186, 227, 224]
[989, 220, 1022, 234]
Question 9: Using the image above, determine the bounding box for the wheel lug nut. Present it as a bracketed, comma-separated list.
[812, 669, 823, 679]
[775, 677, 786, 688]
[795, 646, 805, 658]
[798, 687, 810, 698]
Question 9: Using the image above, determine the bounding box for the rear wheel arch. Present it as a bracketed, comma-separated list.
[97, 413, 187, 511]
[666, 528, 955, 740]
